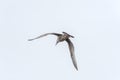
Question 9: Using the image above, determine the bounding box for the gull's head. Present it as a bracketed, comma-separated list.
[62, 32, 74, 38]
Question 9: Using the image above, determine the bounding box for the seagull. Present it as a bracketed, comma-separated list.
[28, 32, 78, 70]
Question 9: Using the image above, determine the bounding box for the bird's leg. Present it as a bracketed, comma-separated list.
[55, 41, 59, 45]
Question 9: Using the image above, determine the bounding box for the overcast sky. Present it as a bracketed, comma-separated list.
[0, 0, 120, 80]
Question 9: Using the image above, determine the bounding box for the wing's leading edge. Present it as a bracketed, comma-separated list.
[66, 38, 78, 70]
[28, 33, 61, 41]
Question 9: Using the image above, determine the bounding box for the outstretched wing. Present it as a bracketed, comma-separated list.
[66, 38, 78, 70]
[28, 33, 61, 41]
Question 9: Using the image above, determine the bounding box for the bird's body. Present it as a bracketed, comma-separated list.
[28, 32, 78, 70]
[58, 33, 70, 41]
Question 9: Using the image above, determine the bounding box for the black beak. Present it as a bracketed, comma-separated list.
[70, 35, 74, 38]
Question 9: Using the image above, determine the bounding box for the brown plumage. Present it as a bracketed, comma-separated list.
[28, 32, 78, 70]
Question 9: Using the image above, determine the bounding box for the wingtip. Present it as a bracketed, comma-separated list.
[28, 39, 33, 41]
[75, 67, 78, 71]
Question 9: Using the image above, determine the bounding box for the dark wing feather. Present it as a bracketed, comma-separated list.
[66, 38, 78, 70]
[28, 33, 61, 41]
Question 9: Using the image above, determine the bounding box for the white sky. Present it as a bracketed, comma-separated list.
[0, 0, 120, 80]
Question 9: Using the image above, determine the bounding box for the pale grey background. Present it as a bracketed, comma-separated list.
[0, 0, 120, 80]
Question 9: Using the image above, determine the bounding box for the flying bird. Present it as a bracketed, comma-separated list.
[28, 32, 78, 70]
